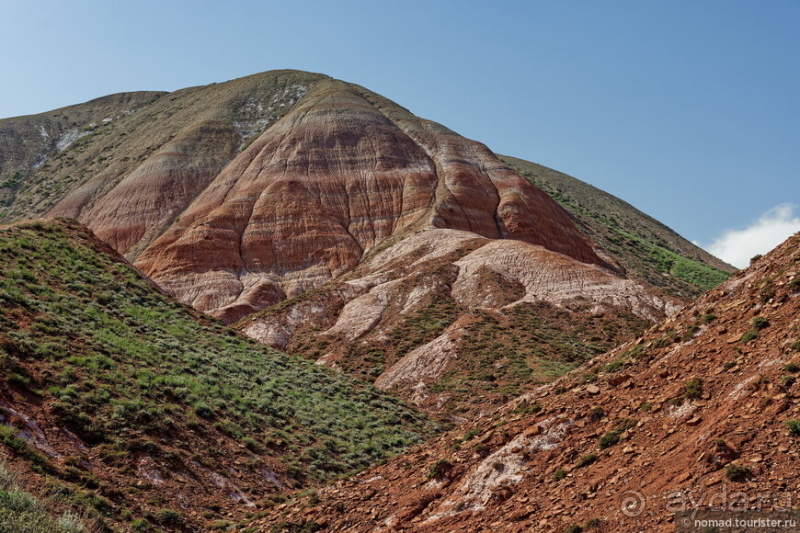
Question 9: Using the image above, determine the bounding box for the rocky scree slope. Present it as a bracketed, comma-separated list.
[0, 219, 435, 532]
[247, 231, 800, 533]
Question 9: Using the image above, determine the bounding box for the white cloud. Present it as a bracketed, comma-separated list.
[707, 204, 800, 269]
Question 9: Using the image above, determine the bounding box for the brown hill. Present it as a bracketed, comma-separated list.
[1, 71, 726, 319]
[247, 231, 800, 532]
[1, 70, 729, 415]
[132, 77, 606, 322]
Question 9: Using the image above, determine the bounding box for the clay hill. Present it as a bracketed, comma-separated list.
[0, 219, 436, 531]
[247, 231, 800, 533]
[0, 71, 734, 417]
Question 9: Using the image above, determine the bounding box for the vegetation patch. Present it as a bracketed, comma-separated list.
[0, 459, 88, 533]
[724, 463, 751, 482]
[0, 220, 437, 515]
[784, 419, 800, 436]
[683, 377, 704, 399]
[429, 301, 648, 414]
[741, 329, 759, 343]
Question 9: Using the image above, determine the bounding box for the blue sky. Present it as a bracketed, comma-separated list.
[1, 0, 798, 267]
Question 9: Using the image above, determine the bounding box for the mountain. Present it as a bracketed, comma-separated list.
[0, 71, 730, 317]
[246, 230, 800, 532]
[0, 70, 733, 417]
[0, 70, 749, 531]
[0, 219, 435, 531]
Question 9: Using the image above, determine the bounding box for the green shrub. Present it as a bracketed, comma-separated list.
[700, 313, 717, 324]
[193, 402, 214, 419]
[598, 431, 621, 449]
[784, 362, 800, 373]
[741, 329, 759, 343]
[724, 463, 751, 482]
[474, 443, 489, 457]
[157, 509, 182, 525]
[428, 459, 453, 478]
[56, 511, 87, 533]
[513, 402, 541, 415]
[681, 325, 700, 341]
[784, 419, 800, 435]
[600, 358, 624, 373]
[566, 524, 583, 533]
[576, 453, 597, 468]
[462, 428, 481, 442]
[759, 285, 776, 303]
[581, 373, 598, 384]
[131, 518, 151, 531]
[684, 377, 703, 399]
[552, 468, 567, 481]
[752, 316, 770, 330]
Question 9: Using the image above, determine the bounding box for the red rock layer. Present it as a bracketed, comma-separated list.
[134, 80, 605, 321]
[51, 121, 242, 257]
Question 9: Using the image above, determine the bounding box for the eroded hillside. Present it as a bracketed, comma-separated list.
[501, 155, 734, 297]
[249, 231, 800, 532]
[238, 227, 672, 417]
[1, 69, 732, 418]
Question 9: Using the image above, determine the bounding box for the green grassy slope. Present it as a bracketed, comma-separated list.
[500, 155, 734, 297]
[0, 219, 435, 530]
